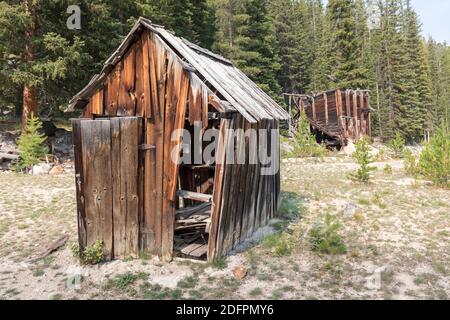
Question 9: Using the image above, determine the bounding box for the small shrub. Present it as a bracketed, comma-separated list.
[349, 137, 376, 183]
[262, 233, 293, 257]
[419, 128, 449, 188]
[249, 287, 263, 297]
[278, 192, 306, 220]
[308, 214, 347, 255]
[212, 257, 228, 270]
[177, 276, 198, 289]
[404, 149, 419, 176]
[388, 132, 406, 158]
[383, 164, 393, 175]
[290, 111, 328, 158]
[114, 272, 147, 290]
[82, 240, 104, 265]
[15, 115, 49, 172]
[71, 240, 104, 265]
[70, 242, 81, 259]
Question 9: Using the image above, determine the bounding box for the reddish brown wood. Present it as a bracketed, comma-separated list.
[91, 89, 104, 115]
[207, 117, 230, 262]
[118, 45, 136, 116]
[106, 63, 121, 116]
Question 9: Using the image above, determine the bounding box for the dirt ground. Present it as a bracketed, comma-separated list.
[0, 156, 449, 300]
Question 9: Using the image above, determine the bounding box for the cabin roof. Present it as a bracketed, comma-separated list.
[68, 17, 289, 122]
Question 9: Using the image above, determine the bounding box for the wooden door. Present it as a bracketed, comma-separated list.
[72, 117, 143, 260]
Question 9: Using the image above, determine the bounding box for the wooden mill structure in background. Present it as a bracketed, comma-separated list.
[284, 89, 372, 147]
[68, 18, 288, 263]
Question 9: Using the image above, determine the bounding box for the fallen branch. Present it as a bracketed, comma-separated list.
[29, 235, 69, 263]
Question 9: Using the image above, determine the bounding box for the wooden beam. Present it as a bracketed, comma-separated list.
[207, 118, 230, 262]
[353, 91, 359, 139]
[176, 190, 213, 203]
[312, 98, 317, 121]
[324, 93, 329, 125]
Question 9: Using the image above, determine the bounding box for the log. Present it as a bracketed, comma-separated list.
[29, 235, 69, 262]
[0, 153, 19, 161]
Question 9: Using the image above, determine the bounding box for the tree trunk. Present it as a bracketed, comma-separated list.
[22, 0, 38, 128]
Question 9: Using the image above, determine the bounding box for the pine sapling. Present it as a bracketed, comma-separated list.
[15, 115, 49, 172]
[419, 127, 449, 188]
[349, 137, 376, 183]
[388, 131, 406, 158]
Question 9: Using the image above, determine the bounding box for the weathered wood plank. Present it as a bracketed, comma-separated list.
[176, 190, 212, 203]
[161, 56, 189, 261]
[118, 45, 136, 116]
[81, 120, 113, 260]
[111, 117, 140, 259]
[106, 62, 121, 116]
[232, 116, 247, 248]
[91, 89, 104, 115]
[72, 119, 87, 251]
[142, 32, 167, 255]
[207, 117, 230, 262]
[135, 37, 147, 117]
[215, 115, 236, 257]
[83, 100, 93, 119]
[123, 118, 140, 257]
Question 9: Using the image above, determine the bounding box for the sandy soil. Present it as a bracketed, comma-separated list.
[0, 156, 448, 300]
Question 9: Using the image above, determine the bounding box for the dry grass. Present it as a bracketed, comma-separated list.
[0, 156, 449, 300]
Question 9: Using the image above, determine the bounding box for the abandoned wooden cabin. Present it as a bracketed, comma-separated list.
[284, 89, 372, 147]
[68, 18, 289, 262]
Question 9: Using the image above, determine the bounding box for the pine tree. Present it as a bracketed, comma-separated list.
[307, 0, 326, 92]
[16, 114, 49, 171]
[269, 0, 310, 94]
[325, 0, 369, 89]
[232, 0, 282, 98]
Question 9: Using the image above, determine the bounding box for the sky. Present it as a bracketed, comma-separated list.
[412, 0, 450, 43]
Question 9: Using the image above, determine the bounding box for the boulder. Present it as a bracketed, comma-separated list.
[51, 129, 73, 158]
[49, 165, 64, 175]
[341, 202, 359, 218]
[40, 120, 58, 137]
[0, 131, 19, 151]
[343, 141, 356, 156]
[281, 141, 294, 156]
[232, 266, 248, 280]
[31, 163, 52, 175]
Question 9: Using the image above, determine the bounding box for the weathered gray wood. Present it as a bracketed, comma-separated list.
[176, 203, 211, 220]
[72, 119, 87, 251]
[176, 190, 213, 203]
[81, 120, 113, 260]
[0, 153, 19, 161]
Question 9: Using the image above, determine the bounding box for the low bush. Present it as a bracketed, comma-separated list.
[71, 240, 104, 265]
[308, 214, 347, 255]
[403, 149, 419, 176]
[348, 137, 376, 183]
[419, 128, 449, 188]
[262, 233, 294, 257]
[387, 132, 406, 158]
[289, 111, 328, 158]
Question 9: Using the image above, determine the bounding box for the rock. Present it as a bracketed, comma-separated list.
[40, 120, 58, 137]
[281, 141, 294, 155]
[369, 146, 380, 158]
[51, 129, 73, 158]
[31, 163, 52, 175]
[232, 266, 248, 280]
[343, 141, 356, 156]
[49, 165, 64, 175]
[341, 202, 359, 218]
[0, 131, 19, 151]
